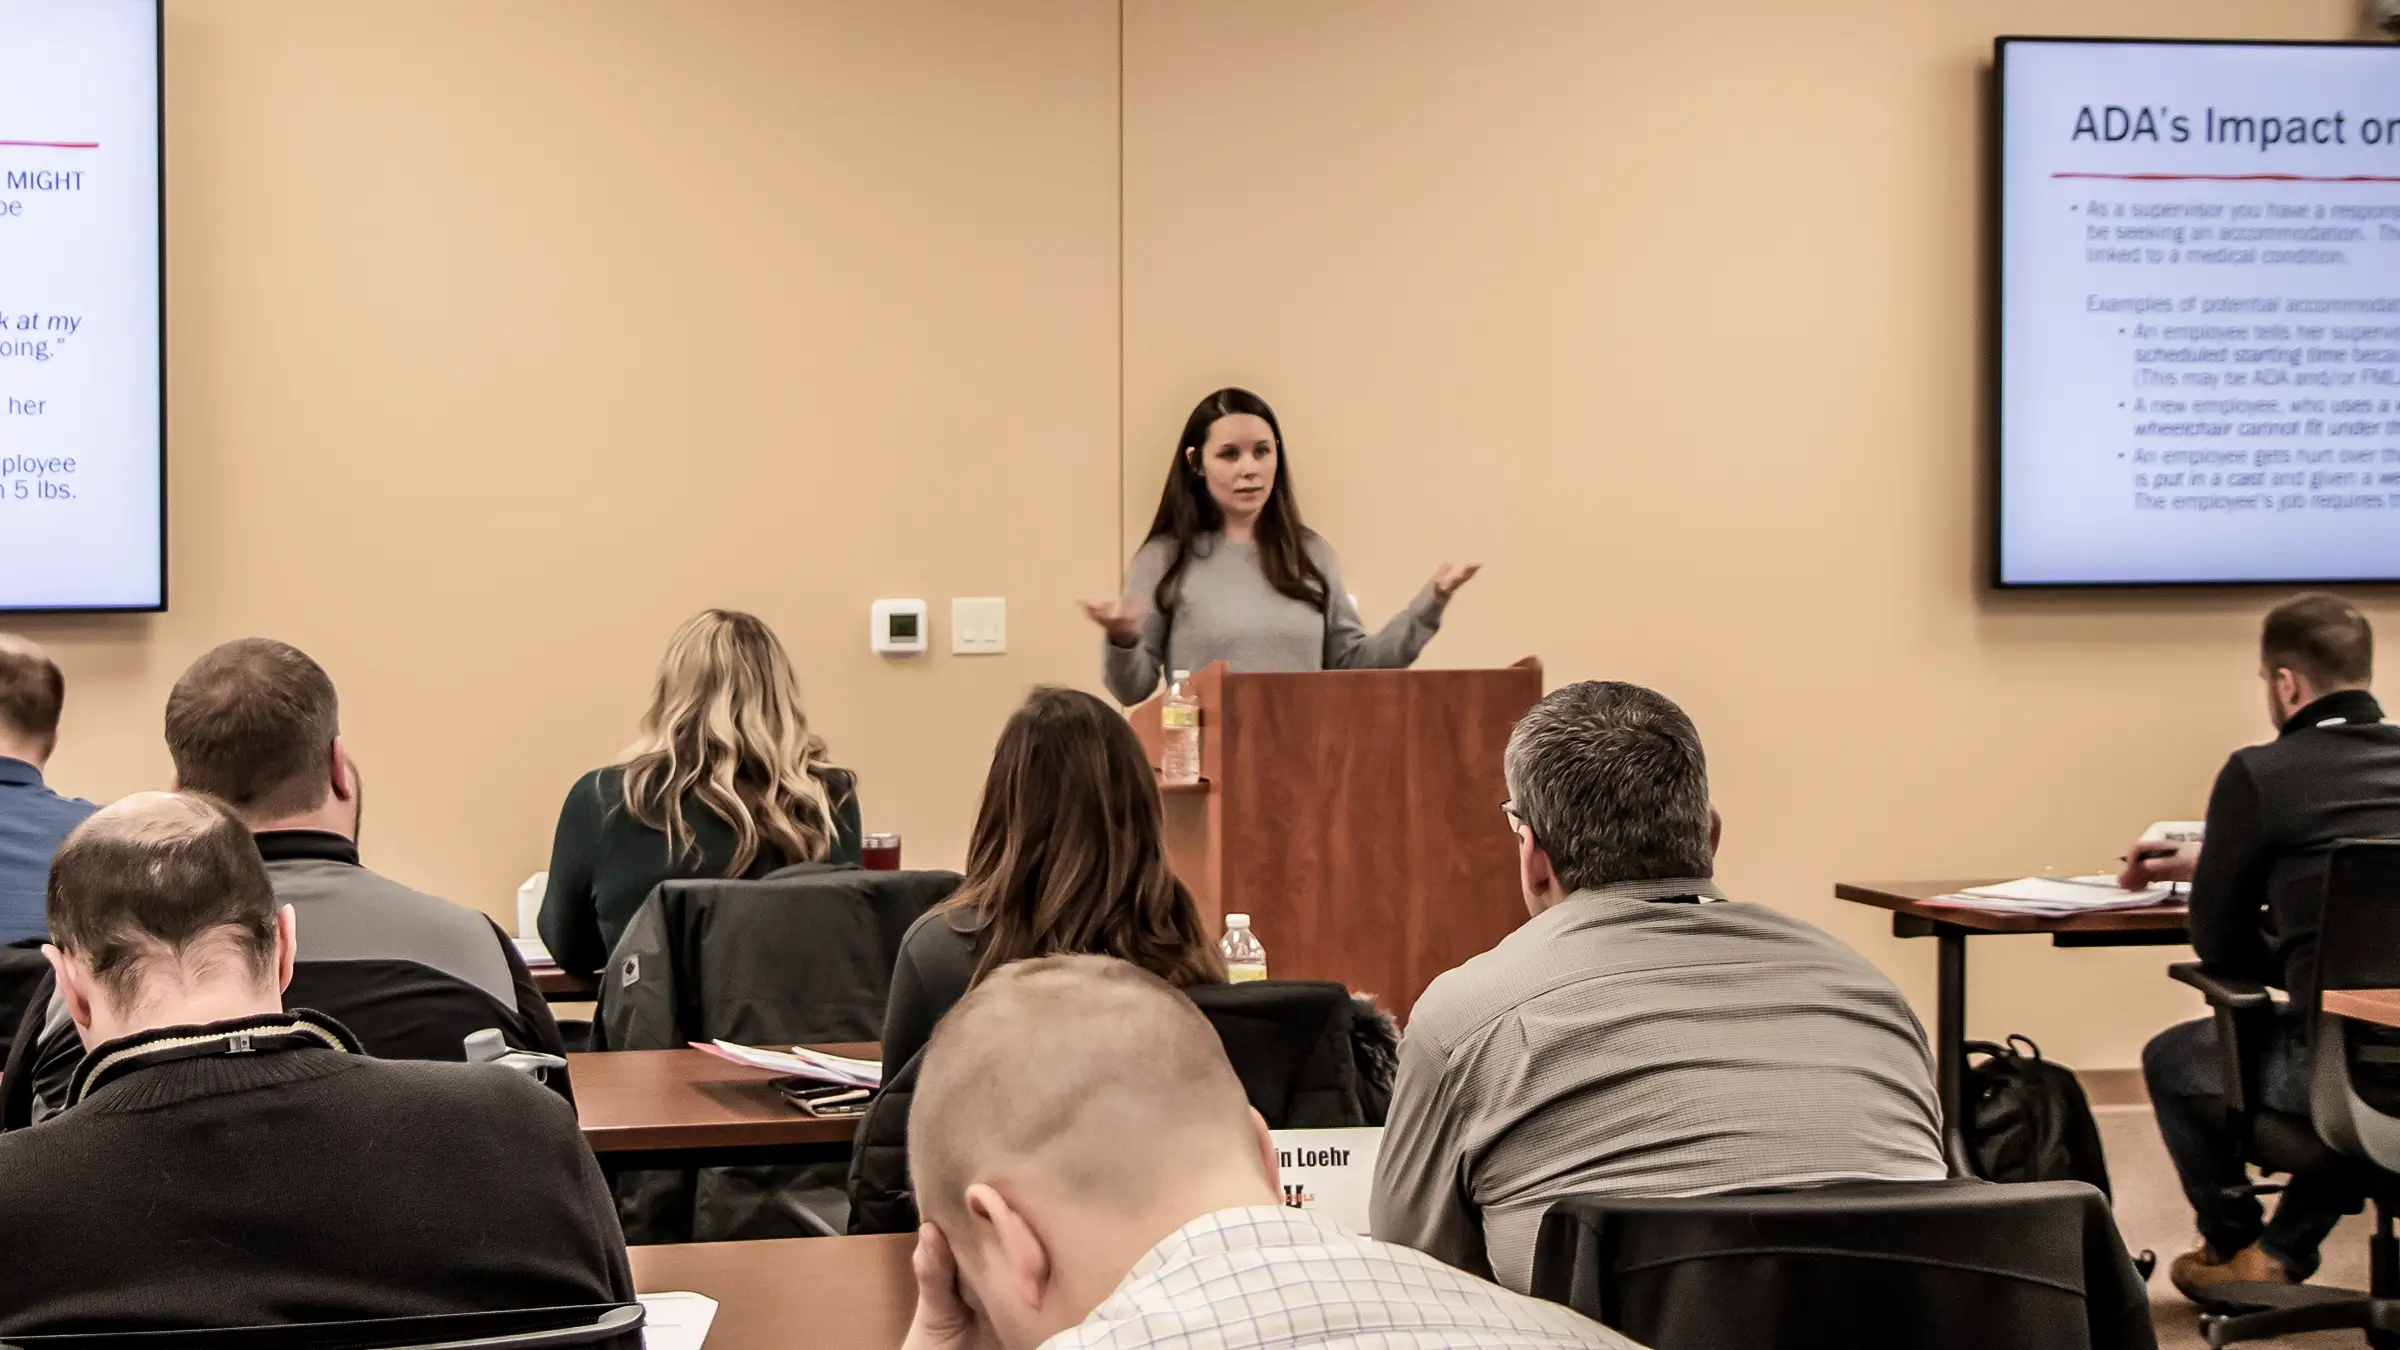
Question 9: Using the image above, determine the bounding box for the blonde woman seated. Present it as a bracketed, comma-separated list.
[537, 610, 860, 976]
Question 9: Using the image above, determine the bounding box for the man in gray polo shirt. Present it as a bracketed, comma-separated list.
[1370, 680, 1945, 1293]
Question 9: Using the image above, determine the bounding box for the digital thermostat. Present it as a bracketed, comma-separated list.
[870, 599, 928, 655]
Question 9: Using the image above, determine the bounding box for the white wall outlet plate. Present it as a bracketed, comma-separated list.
[871, 599, 928, 655]
[951, 596, 1006, 655]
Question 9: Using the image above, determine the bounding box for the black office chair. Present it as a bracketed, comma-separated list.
[846, 976, 1370, 1234]
[597, 862, 961, 1243]
[0, 937, 49, 1063]
[0, 1302, 643, 1349]
[2173, 837, 2400, 1347]
[283, 959, 574, 1103]
[3, 954, 573, 1132]
[1529, 1179, 2155, 1350]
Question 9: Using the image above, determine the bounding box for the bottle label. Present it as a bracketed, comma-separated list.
[1162, 705, 1199, 729]
[1227, 962, 1268, 983]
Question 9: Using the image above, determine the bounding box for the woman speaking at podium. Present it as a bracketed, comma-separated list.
[1082, 387, 1479, 706]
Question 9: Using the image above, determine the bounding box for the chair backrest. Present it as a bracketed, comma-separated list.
[847, 976, 1368, 1235]
[281, 958, 571, 1103]
[0, 938, 49, 1063]
[1186, 979, 1364, 1129]
[0, 1302, 643, 1349]
[2, 955, 573, 1131]
[2307, 840, 2400, 1165]
[600, 863, 960, 1049]
[1528, 1179, 2154, 1350]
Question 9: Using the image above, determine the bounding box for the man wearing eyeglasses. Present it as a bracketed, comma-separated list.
[1369, 680, 1947, 1294]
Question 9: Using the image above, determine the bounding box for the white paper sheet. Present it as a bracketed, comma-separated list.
[639, 1291, 718, 1350]
[698, 1039, 883, 1088]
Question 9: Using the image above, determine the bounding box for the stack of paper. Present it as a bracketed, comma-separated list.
[1926, 876, 2180, 915]
[697, 1039, 883, 1088]
[511, 937, 554, 967]
[639, 1291, 718, 1350]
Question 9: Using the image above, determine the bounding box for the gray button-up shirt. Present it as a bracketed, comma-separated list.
[1369, 878, 1946, 1292]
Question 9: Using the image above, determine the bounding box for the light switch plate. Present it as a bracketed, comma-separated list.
[951, 596, 1006, 655]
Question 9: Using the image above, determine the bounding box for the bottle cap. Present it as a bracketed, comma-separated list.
[1225, 913, 1250, 928]
[1172, 670, 1191, 681]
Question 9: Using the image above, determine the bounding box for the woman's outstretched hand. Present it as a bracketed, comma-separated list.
[1430, 562, 1482, 601]
[1078, 594, 1148, 647]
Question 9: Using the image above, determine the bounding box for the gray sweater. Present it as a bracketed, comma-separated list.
[1103, 532, 1448, 705]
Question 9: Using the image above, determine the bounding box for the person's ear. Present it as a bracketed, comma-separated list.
[329, 736, 356, 803]
[1184, 447, 1201, 475]
[965, 1183, 1053, 1316]
[1517, 828, 1557, 911]
[42, 943, 96, 1034]
[1708, 807, 1724, 858]
[272, 905, 298, 994]
[1251, 1107, 1281, 1192]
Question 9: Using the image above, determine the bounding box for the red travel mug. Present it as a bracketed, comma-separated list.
[861, 833, 901, 871]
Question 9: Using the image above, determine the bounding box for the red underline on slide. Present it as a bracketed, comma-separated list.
[0, 140, 96, 150]
[2053, 171, 2400, 183]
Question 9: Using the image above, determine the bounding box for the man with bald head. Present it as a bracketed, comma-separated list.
[899, 954, 1634, 1350]
[0, 634, 94, 943]
[0, 792, 633, 1337]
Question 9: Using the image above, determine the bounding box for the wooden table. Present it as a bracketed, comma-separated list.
[2325, 988, 2400, 1029]
[571, 1044, 876, 1182]
[1835, 880, 2190, 1163]
[528, 961, 600, 1001]
[634, 1235, 915, 1350]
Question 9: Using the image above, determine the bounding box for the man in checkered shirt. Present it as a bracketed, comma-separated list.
[898, 955, 1639, 1350]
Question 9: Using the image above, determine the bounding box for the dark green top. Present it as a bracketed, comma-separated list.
[536, 764, 862, 975]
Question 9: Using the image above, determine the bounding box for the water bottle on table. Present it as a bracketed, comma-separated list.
[1161, 670, 1202, 786]
[1220, 913, 1266, 982]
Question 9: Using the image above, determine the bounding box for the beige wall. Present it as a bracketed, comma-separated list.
[21, 0, 1122, 910]
[1122, 0, 2372, 1068]
[13, 0, 2382, 1068]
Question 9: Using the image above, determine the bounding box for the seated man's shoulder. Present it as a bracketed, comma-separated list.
[1408, 945, 1542, 1053]
[344, 1054, 569, 1117]
[1712, 899, 1902, 979]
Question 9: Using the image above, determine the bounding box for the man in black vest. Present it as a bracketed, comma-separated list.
[0, 791, 632, 1335]
[2125, 593, 2400, 1300]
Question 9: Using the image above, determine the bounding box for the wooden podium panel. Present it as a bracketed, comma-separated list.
[1133, 661, 1541, 1018]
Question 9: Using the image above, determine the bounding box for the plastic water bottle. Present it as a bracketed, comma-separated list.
[1161, 670, 1202, 786]
[1221, 913, 1267, 982]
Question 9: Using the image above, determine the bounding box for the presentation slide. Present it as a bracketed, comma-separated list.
[1997, 39, 2400, 586]
[0, 0, 161, 610]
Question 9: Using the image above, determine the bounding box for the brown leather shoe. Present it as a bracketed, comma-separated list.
[2168, 1243, 2290, 1302]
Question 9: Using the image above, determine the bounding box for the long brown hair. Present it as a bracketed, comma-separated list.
[618, 609, 841, 874]
[943, 687, 1224, 988]
[1145, 387, 1330, 615]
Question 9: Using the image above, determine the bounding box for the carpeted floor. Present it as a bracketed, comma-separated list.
[2099, 1103, 2377, 1349]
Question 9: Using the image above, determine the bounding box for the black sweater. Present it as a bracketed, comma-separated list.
[2190, 688, 2400, 1011]
[0, 1014, 633, 1334]
[538, 764, 862, 975]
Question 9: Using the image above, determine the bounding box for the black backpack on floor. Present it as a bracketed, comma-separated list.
[1962, 1035, 2114, 1200]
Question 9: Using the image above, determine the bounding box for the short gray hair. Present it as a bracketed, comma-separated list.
[1504, 681, 1712, 892]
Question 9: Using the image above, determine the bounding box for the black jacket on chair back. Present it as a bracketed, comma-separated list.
[598, 863, 959, 1052]
[596, 862, 959, 1243]
[1187, 979, 1368, 1131]
[847, 976, 1371, 1235]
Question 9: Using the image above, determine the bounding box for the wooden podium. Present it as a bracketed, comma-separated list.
[1131, 660, 1543, 1018]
